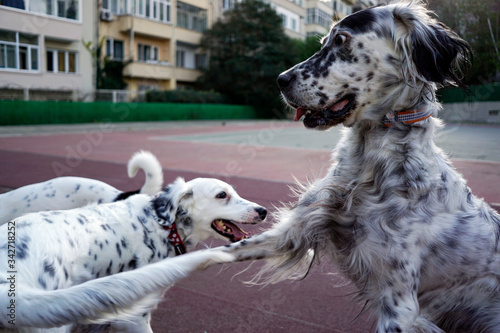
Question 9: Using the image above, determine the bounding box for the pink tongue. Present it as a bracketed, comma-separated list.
[330, 98, 349, 112]
[294, 107, 307, 122]
[295, 98, 349, 122]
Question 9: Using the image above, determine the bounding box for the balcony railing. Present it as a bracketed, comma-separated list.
[118, 15, 173, 39]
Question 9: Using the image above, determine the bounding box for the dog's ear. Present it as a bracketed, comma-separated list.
[153, 177, 193, 226]
[391, 3, 472, 89]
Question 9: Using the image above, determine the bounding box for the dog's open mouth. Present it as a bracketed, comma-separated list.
[294, 94, 356, 129]
[211, 219, 250, 242]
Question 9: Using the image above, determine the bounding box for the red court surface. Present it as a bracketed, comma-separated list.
[1, 120, 499, 332]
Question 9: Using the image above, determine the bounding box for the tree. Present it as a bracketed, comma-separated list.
[197, 0, 299, 118]
[82, 38, 129, 90]
[292, 36, 322, 63]
[427, 0, 499, 84]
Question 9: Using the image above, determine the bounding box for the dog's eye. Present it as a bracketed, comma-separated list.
[334, 34, 347, 46]
[216, 192, 227, 199]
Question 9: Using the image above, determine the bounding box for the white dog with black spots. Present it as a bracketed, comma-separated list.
[0, 177, 266, 332]
[0, 150, 163, 225]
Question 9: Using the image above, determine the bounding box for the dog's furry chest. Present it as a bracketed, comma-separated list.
[316, 124, 500, 286]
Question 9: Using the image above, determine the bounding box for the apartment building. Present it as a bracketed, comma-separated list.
[268, 0, 305, 40]
[353, 0, 378, 12]
[218, 0, 356, 41]
[99, 0, 211, 91]
[0, 0, 210, 97]
[333, 0, 354, 19]
[0, 0, 367, 98]
[215, 0, 306, 40]
[0, 0, 95, 100]
[305, 0, 333, 38]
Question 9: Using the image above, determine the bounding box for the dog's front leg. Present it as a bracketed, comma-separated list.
[222, 228, 284, 261]
[220, 186, 330, 284]
[375, 288, 443, 333]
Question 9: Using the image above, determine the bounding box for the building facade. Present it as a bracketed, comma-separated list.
[99, 0, 211, 91]
[305, 0, 333, 38]
[352, 0, 378, 13]
[0, 0, 372, 98]
[268, 0, 305, 40]
[0, 0, 95, 100]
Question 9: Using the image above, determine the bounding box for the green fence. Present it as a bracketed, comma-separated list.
[438, 83, 500, 104]
[0, 101, 257, 126]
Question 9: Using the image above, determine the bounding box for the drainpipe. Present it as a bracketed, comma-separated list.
[129, 5, 135, 78]
[94, 0, 99, 99]
[171, 1, 177, 90]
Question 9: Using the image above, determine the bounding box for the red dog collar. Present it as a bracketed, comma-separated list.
[163, 223, 186, 255]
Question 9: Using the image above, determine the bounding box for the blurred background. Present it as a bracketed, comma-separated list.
[0, 0, 498, 124]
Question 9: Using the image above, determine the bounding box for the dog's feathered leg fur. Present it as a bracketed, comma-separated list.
[0, 249, 233, 329]
[223, 180, 337, 285]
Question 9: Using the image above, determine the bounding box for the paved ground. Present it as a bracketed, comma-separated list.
[0, 120, 499, 332]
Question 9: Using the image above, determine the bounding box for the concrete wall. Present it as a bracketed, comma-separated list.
[439, 101, 500, 124]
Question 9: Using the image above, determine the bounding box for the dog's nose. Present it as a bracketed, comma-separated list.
[255, 207, 267, 220]
[277, 71, 296, 90]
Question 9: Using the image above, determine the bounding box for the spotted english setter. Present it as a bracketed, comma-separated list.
[0, 150, 163, 225]
[0, 177, 265, 332]
[220, 1, 500, 332]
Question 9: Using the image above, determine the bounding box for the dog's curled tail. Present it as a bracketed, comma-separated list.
[127, 150, 164, 195]
[0, 249, 234, 329]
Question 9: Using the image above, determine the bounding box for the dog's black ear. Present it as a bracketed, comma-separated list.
[392, 3, 472, 89]
[153, 178, 193, 226]
[411, 23, 471, 88]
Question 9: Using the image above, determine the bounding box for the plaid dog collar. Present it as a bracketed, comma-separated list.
[383, 109, 433, 127]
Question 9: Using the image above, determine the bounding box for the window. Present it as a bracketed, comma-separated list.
[277, 7, 300, 33]
[136, 0, 143, 15]
[134, 0, 170, 22]
[46, 50, 53, 71]
[280, 14, 287, 28]
[0, 0, 25, 10]
[222, 0, 234, 11]
[138, 43, 159, 62]
[106, 38, 124, 60]
[46, 49, 77, 73]
[1, 0, 81, 20]
[306, 8, 332, 29]
[0, 29, 39, 71]
[176, 1, 207, 32]
[176, 50, 185, 67]
[102, 0, 129, 15]
[158, 0, 170, 22]
[153, 0, 170, 22]
[195, 53, 207, 69]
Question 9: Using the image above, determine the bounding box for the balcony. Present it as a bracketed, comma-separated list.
[123, 61, 173, 80]
[0, 6, 81, 42]
[118, 15, 173, 39]
[176, 28, 202, 45]
[176, 67, 202, 82]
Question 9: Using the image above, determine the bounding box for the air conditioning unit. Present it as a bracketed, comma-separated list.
[100, 10, 114, 21]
